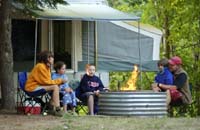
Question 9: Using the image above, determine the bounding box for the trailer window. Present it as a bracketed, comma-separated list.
[53, 21, 72, 69]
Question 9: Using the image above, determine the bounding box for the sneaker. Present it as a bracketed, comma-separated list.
[48, 109, 56, 115]
[48, 109, 64, 117]
[46, 103, 54, 111]
[54, 110, 65, 117]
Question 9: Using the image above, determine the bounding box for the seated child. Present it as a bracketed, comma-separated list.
[52, 61, 77, 114]
[152, 58, 173, 92]
[79, 64, 104, 115]
[81, 63, 90, 79]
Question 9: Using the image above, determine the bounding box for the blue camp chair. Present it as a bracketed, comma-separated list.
[16, 72, 50, 114]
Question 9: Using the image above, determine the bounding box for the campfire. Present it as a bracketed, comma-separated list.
[120, 65, 139, 91]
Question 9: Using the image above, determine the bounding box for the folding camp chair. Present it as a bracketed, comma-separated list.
[75, 85, 110, 115]
[16, 72, 50, 114]
[75, 88, 88, 115]
[68, 80, 88, 115]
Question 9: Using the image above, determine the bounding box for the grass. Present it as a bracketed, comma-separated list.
[52, 115, 200, 130]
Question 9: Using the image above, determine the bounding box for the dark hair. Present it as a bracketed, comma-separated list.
[157, 58, 169, 67]
[37, 51, 54, 64]
[54, 61, 66, 73]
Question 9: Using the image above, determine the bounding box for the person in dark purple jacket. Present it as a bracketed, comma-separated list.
[79, 64, 104, 115]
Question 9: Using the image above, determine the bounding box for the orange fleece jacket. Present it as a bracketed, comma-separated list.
[25, 63, 62, 92]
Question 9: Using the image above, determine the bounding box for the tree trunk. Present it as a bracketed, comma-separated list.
[0, 0, 15, 111]
[164, 13, 171, 58]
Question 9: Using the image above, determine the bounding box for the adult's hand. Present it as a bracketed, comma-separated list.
[152, 83, 161, 92]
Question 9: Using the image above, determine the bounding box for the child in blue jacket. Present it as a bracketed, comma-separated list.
[152, 58, 173, 92]
[52, 61, 76, 113]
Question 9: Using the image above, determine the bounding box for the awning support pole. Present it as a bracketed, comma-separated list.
[87, 21, 90, 64]
[73, 21, 76, 72]
[138, 20, 142, 90]
[49, 20, 53, 52]
[34, 19, 38, 65]
[94, 21, 98, 70]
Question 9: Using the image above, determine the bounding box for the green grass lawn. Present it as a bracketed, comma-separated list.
[53, 115, 200, 130]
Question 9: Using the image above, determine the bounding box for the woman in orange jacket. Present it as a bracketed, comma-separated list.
[25, 51, 66, 115]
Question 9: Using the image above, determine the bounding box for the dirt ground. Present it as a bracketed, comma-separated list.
[1, 110, 200, 130]
[0, 113, 65, 130]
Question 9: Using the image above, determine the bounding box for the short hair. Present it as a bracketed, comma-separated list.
[54, 61, 66, 73]
[37, 51, 54, 64]
[85, 64, 90, 70]
[157, 58, 169, 67]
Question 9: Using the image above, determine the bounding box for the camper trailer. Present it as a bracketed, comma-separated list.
[12, 0, 162, 87]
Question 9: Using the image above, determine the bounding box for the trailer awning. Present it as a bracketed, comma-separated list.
[31, 4, 139, 21]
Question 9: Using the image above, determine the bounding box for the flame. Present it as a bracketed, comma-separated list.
[120, 65, 139, 91]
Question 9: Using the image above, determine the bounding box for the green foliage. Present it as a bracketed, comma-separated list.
[109, 71, 156, 91]
[12, 0, 67, 18]
[107, 0, 147, 7]
[107, 0, 147, 16]
[13, 0, 67, 9]
[108, 0, 200, 117]
[109, 71, 132, 91]
[170, 91, 199, 117]
[137, 72, 155, 90]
